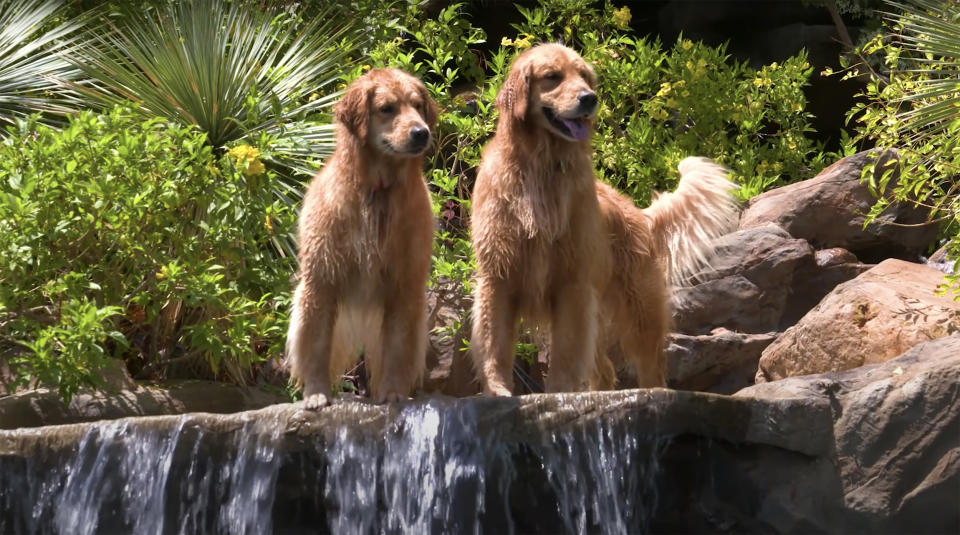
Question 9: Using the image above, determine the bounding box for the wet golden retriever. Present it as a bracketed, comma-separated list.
[471, 44, 738, 396]
[287, 69, 436, 408]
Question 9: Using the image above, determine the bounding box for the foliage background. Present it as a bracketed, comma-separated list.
[12, 0, 945, 401]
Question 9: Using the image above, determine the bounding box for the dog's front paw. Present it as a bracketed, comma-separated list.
[484, 383, 513, 397]
[301, 392, 331, 410]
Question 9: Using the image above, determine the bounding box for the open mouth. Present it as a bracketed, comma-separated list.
[542, 107, 591, 142]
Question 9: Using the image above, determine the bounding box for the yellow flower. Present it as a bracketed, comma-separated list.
[791, 102, 804, 112]
[514, 34, 533, 50]
[681, 40, 693, 51]
[501, 37, 513, 47]
[656, 82, 672, 97]
[228, 144, 266, 177]
[264, 215, 274, 233]
[155, 266, 168, 280]
[611, 6, 632, 29]
[246, 159, 266, 177]
[362, 64, 371, 71]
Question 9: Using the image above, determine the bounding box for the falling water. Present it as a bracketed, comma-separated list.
[0, 396, 667, 534]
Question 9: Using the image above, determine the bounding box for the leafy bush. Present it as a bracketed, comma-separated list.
[844, 0, 959, 294]
[0, 109, 294, 401]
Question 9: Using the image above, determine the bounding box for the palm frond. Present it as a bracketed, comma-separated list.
[882, 0, 960, 138]
[0, 0, 87, 132]
[66, 0, 361, 157]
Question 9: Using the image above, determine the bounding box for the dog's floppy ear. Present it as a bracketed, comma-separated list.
[334, 77, 370, 139]
[496, 58, 531, 123]
[419, 84, 438, 131]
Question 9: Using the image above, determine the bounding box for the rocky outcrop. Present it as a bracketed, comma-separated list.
[0, 388, 839, 534]
[667, 226, 869, 393]
[0, 380, 288, 430]
[738, 335, 960, 534]
[740, 150, 938, 262]
[3, 338, 957, 535]
[756, 259, 960, 383]
[666, 329, 778, 394]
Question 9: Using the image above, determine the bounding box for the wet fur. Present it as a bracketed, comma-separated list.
[470, 44, 738, 395]
[286, 69, 437, 407]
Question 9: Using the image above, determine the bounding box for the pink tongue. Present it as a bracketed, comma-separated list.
[561, 118, 589, 141]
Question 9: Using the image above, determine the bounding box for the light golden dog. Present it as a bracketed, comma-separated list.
[287, 69, 436, 408]
[471, 43, 738, 396]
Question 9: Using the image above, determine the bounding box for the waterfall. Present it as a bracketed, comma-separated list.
[0, 395, 667, 534]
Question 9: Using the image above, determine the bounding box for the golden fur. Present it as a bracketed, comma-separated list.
[287, 69, 437, 408]
[470, 44, 738, 396]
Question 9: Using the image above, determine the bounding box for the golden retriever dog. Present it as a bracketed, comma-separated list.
[471, 43, 738, 396]
[286, 68, 437, 408]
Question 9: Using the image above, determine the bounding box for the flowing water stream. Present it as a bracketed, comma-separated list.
[0, 397, 667, 534]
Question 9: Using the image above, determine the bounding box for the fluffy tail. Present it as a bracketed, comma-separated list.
[645, 156, 740, 286]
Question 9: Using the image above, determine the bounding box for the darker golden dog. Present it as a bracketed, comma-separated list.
[287, 68, 437, 408]
[471, 44, 738, 395]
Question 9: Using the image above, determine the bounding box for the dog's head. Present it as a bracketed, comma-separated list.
[497, 43, 597, 142]
[335, 68, 437, 157]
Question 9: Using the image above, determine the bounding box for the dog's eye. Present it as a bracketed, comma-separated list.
[544, 71, 562, 82]
[379, 104, 397, 114]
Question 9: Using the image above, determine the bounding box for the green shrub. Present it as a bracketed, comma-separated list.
[844, 0, 959, 295]
[0, 108, 294, 401]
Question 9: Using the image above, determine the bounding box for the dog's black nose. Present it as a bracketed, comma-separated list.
[577, 90, 597, 111]
[409, 125, 429, 148]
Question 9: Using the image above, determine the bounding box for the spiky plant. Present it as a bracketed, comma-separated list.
[851, 0, 960, 291]
[66, 0, 360, 178]
[0, 0, 86, 134]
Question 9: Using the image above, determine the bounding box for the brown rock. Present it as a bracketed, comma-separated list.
[422, 283, 479, 397]
[673, 226, 868, 335]
[756, 259, 960, 382]
[740, 150, 938, 262]
[0, 380, 289, 429]
[739, 335, 960, 534]
[666, 329, 778, 394]
[673, 226, 815, 334]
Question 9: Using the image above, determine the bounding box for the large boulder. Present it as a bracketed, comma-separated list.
[673, 225, 818, 335]
[674, 226, 870, 336]
[756, 259, 960, 383]
[738, 335, 960, 534]
[740, 150, 938, 262]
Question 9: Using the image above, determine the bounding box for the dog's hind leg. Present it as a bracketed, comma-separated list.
[471, 277, 519, 396]
[287, 280, 337, 409]
[617, 294, 668, 388]
[545, 283, 597, 393]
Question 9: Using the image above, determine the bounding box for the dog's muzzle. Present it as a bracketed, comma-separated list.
[408, 125, 429, 152]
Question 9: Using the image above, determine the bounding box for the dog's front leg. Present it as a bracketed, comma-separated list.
[545, 283, 597, 393]
[288, 281, 336, 409]
[374, 283, 427, 403]
[471, 277, 519, 396]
